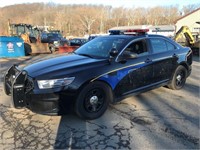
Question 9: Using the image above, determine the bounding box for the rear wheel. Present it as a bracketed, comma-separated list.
[75, 81, 112, 120]
[168, 65, 187, 90]
[24, 43, 32, 56]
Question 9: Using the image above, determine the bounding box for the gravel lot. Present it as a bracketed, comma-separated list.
[0, 54, 199, 149]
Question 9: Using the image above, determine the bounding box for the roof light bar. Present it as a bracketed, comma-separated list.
[109, 28, 149, 35]
[125, 29, 149, 32]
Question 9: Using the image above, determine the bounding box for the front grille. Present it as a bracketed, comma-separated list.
[25, 77, 34, 94]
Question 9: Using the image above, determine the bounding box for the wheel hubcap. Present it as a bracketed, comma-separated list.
[176, 74, 182, 82]
[84, 88, 104, 113]
[90, 96, 98, 105]
[176, 71, 185, 87]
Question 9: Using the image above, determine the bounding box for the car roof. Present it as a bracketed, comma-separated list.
[97, 34, 144, 39]
[94, 34, 180, 47]
[97, 34, 174, 42]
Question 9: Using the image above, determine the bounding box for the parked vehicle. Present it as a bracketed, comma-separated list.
[88, 35, 98, 41]
[88, 33, 108, 41]
[174, 26, 199, 55]
[4, 27, 192, 120]
[41, 32, 68, 52]
[69, 38, 87, 46]
[40, 32, 48, 43]
[8, 23, 50, 55]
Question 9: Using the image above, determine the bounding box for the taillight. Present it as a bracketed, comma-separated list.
[186, 49, 193, 65]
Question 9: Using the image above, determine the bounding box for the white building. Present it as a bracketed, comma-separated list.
[148, 25, 175, 37]
[175, 8, 200, 37]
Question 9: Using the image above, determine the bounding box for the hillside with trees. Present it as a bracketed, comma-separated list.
[0, 3, 199, 36]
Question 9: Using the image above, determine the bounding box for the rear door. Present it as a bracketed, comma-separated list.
[149, 37, 178, 83]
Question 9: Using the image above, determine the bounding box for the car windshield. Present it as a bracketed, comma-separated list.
[75, 37, 126, 58]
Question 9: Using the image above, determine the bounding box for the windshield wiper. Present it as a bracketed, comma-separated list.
[77, 53, 94, 58]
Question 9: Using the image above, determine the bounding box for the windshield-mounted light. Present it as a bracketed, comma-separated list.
[37, 77, 75, 89]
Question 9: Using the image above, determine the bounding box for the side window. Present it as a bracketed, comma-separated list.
[150, 38, 167, 53]
[125, 40, 148, 56]
[166, 41, 176, 50]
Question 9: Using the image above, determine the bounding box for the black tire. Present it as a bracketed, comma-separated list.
[24, 43, 32, 56]
[75, 81, 112, 120]
[49, 44, 56, 53]
[168, 65, 187, 90]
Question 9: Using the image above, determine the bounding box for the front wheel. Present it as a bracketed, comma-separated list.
[75, 81, 112, 120]
[49, 44, 56, 53]
[168, 65, 187, 90]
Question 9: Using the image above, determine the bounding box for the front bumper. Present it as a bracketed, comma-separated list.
[26, 93, 60, 115]
[3, 65, 64, 115]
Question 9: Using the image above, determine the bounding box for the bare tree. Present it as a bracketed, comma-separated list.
[76, 6, 98, 35]
[163, 5, 179, 24]
[125, 8, 136, 26]
[98, 6, 110, 33]
[182, 4, 200, 15]
[111, 7, 126, 27]
[0, 3, 185, 36]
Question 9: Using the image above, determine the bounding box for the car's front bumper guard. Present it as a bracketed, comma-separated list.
[4, 65, 27, 108]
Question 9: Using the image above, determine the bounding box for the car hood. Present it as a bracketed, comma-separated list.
[23, 54, 108, 79]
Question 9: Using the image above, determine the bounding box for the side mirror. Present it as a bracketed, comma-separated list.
[117, 51, 138, 63]
[109, 48, 119, 57]
[122, 51, 138, 59]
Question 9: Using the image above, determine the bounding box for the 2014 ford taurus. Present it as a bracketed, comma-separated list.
[4, 28, 192, 120]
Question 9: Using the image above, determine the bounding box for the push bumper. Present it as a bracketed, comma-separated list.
[4, 65, 60, 115]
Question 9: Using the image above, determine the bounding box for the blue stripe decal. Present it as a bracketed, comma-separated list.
[99, 63, 145, 89]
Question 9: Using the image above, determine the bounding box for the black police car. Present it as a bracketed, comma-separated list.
[4, 28, 192, 120]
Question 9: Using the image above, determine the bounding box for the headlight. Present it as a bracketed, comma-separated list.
[53, 41, 59, 44]
[37, 77, 75, 89]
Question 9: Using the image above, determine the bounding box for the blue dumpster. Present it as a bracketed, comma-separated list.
[0, 36, 25, 58]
